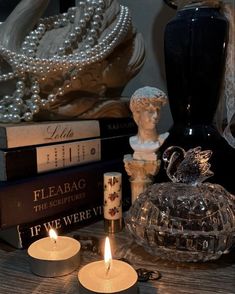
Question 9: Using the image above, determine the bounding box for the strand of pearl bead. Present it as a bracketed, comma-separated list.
[0, 48, 21, 81]
[21, 7, 79, 57]
[0, 77, 42, 123]
[0, 2, 132, 122]
[9, 5, 130, 74]
[45, 6, 131, 105]
[0, 1, 129, 76]
[60, 6, 131, 67]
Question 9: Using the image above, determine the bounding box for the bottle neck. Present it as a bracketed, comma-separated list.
[178, 0, 222, 10]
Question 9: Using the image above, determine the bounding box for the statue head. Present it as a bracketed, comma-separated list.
[130, 86, 167, 142]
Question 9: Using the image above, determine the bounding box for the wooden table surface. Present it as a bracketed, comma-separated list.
[0, 220, 234, 294]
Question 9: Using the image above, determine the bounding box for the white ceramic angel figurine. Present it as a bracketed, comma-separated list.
[129, 86, 169, 161]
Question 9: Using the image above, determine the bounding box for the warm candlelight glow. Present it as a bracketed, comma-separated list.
[28, 233, 81, 277]
[104, 237, 112, 275]
[49, 228, 58, 243]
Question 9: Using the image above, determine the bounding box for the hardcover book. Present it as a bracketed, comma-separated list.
[0, 196, 131, 249]
[0, 117, 137, 148]
[0, 158, 131, 229]
[0, 203, 104, 249]
[0, 134, 132, 181]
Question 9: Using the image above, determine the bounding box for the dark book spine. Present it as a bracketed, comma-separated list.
[17, 204, 104, 249]
[0, 159, 131, 229]
[0, 194, 131, 249]
[0, 135, 133, 181]
[98, 117, 137, 137]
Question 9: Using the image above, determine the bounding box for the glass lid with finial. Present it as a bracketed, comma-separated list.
[125, 146, 235, 262]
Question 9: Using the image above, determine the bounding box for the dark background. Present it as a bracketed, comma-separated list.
[0, 0, 75, 21]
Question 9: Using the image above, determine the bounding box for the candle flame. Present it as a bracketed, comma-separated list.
[49, 228, 58, 243]
[104, 237, 112, 275]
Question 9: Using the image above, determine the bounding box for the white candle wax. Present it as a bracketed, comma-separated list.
[78, 259, 138, 294]
[28, 236, 81, 277]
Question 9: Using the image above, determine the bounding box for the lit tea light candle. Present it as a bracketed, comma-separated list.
[78, 237, 138, 294]
[28, 229, 81, 277]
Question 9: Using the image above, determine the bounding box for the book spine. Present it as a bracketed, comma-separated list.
[0, 192, 131, 249]
[0, 135, 132, 181]
[98, 117, 137, 137]
[0, 159, 131, 228]
[2, 120, 100, 149]
[1, 117, 136, 148]
[1, 203, 104, 249]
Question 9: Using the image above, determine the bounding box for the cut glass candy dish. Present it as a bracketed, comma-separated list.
[125, 146, 235, 262]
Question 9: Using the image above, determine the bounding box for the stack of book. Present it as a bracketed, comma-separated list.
[0, 117, 136, 248]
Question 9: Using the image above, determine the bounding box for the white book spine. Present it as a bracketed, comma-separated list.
[1, 120, 100, 148]
[36, 138, 101, 173]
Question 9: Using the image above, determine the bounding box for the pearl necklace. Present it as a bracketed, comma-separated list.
[0, 0, 132, 123]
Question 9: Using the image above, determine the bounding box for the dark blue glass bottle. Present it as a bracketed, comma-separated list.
[158, 2, 235, 193]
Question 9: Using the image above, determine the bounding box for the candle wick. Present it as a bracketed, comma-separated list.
[105, 262, 111, 276]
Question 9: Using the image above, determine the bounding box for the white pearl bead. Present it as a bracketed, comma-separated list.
[30, 104, 40, 114]
[93, 15, 101, 22]
[84, 13, 91, 22]
[31, 85, 40, 94]
[31, 94, 41, 104]
[16, 81, 25, 89]
[75, 26, 82, 34]
[79, 19, 86, 28]
[57, 87, 64, 96]
[69, 33, 76, 41]
[98, 0, 105, 8]
[40, 99, 48, 108]
[23, 112, 33, 121]
[95, 7, 103, 15]
[2, 114, 10, 123]
[64, 40, 71, 47]
[11, 114, 21, 123]
[14, 97, 24, 106]
[53, 21, 60, 29]
[3, 95, 12, 104]
[0, 105, 6, 114]
[78, 1, 86, 8]
[48, 94, 56, 103]
[88, 37, 95, 45]
[8, 105, 20, 114]
[87, 7, 94, 14]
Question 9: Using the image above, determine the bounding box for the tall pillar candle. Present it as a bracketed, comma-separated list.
[103, 172, 123, 233]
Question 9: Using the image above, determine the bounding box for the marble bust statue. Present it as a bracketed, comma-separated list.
[129, 86, 169, 161]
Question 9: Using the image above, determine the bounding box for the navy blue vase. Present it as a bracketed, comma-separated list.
[158, 2, 235, 193]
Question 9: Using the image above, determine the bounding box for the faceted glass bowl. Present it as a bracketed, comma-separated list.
[125, 182, 235, 262]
